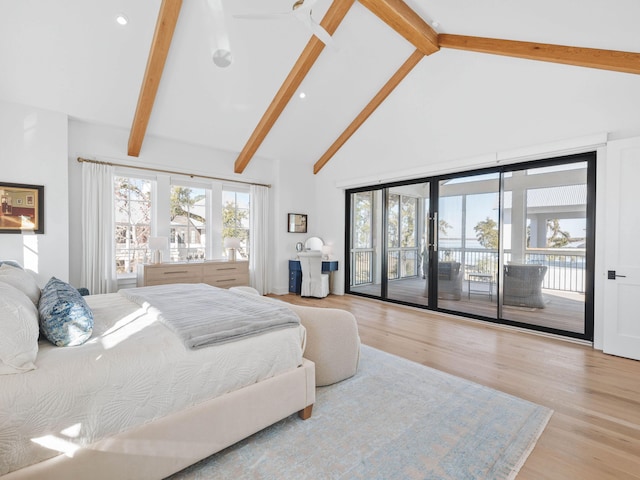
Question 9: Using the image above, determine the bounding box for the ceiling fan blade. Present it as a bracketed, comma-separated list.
[293, 0, 318, 13]
[295, 11, 337, 50]
[206, 0, 232, 67]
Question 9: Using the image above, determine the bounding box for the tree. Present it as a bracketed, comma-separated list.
[474, 217, 499, 249]
[546, 219, 571, 248]
[438, 219, 452, 236]
[354, 192, 372, 248]
[222, 201, 249, 243]
[170, 186, 205, 223]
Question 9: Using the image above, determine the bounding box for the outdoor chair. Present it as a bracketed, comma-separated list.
[503, 264, 548, 308]
[424, 261, 464, 300]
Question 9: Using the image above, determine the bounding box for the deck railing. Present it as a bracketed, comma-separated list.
[352, 247, 586, 293]
[351, 249, 374, 285]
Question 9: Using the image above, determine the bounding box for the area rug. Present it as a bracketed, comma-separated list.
[167, 345, 552, 480]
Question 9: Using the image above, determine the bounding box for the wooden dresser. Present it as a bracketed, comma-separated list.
[136, 260, 249, 288]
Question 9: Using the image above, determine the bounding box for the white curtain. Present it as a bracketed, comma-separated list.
[81, 162, 117, 294]
[249, 185, 270, 295]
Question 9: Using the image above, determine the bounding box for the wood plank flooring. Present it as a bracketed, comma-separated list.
[274, 293, 640, 480]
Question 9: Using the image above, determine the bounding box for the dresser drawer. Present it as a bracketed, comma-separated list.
[143, 265, 203, 284]
[202, 262, 247, 276]
[203, 261, 249, 288]
[204, 273, 250, 288]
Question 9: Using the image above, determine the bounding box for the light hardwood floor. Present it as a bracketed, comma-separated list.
[274, 293, 640, 480]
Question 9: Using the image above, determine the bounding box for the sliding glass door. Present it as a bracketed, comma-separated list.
[500, 161, 591, 335]
[386, 184, 429, 305]
[346, 153, 595, 341]
[436, 173, 500, 319]
[350, 189, 382, 297]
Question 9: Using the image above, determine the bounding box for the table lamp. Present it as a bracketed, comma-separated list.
[148, 236, 169, 264]
[224, 237, 241, 262]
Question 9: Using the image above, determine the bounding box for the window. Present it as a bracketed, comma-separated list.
[170, 185, 207, 261]
[222, 189, 250, 260]
[113, 173, 253, 279]
[114, 176, 152, 276]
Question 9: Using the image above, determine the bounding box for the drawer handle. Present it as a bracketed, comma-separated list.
[216, 267, 237, 271]
[216, 278, 236, 283]
[163, 270, 189, 275]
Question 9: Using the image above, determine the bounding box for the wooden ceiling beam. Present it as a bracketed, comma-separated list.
[314, 49, 423, 174]
[358, 0, 438, 56]
[128, 0, 182, 157]
[234, 0, 355, 174]
[439, 34, 640, 75]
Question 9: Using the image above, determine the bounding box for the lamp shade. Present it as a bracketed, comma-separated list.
[223, 237, 241, 249]
[148, 236, 169, 251]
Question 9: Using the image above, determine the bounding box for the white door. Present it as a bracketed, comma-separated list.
[603, 137, 640, 361]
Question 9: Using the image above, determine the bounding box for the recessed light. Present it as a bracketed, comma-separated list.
[116, 14, 128, 26]
[299, 92, 306, 99]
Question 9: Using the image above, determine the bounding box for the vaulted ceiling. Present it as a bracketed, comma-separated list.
[2, 0, 639, 176]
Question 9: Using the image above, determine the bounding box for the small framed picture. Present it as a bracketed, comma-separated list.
[0, 182, 44, 234]
[287, 213, 307, 233]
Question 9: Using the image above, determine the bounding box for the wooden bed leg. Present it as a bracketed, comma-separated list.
[298, 404, 313, 420]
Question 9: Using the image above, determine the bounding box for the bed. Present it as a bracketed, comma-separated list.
[0, 279, 316, 480]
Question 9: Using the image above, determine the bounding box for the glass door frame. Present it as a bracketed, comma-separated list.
[345, 152, 595, 341]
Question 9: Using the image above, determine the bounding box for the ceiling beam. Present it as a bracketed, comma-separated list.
[234, 0, 355, 174]
[439, 34, 640, 75]
[128, 0, 182, 157]
[314, 49, 423, 174]
[358, 0, 438, 56]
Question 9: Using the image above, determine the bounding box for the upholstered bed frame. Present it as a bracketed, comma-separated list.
[2, 359, 315, 480]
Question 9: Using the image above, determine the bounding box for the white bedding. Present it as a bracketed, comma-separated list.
[0, 292, 306, 476]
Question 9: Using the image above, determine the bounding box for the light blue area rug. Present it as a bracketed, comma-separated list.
[168, 345, 552, 480]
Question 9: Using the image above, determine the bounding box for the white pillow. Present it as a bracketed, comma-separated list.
[0, 263, 41, 306]
[0, 282, 39, 375]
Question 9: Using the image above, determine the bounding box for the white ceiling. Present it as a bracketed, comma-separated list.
[2, 0, 640, 173]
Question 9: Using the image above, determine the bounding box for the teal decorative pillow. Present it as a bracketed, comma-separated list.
[39, 277, 93, 347]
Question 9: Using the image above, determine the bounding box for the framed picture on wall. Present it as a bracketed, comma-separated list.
[0, 182, 44, 234]
[287, 213, 307, 233]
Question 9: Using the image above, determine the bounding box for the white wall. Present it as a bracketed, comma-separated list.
[0, 101, 68, 286]
[271, 160, 318, 294]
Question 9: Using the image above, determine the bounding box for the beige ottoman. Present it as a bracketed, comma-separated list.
[287, 303, 361, 386]
[230, 287, 361, 387]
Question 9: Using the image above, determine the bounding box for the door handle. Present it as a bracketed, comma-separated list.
[429, 212, 438, 252]
[607, 270, 626, 280]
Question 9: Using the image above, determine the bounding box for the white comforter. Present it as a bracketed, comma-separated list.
[120, 284, 300, 348]
[0, 292, 305, 476]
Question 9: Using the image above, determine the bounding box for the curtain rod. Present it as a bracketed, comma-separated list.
[76, 157, 271, 188]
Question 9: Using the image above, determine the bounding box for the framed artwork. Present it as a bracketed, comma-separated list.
[0, 182, 44, 234]
[287, 213, 307, 233]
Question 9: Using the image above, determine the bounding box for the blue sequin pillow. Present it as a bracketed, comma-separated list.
[39, 277, 93, 347]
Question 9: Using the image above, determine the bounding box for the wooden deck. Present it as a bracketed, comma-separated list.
[350, 276, 585, 334]
[275, 293, 640, 480]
